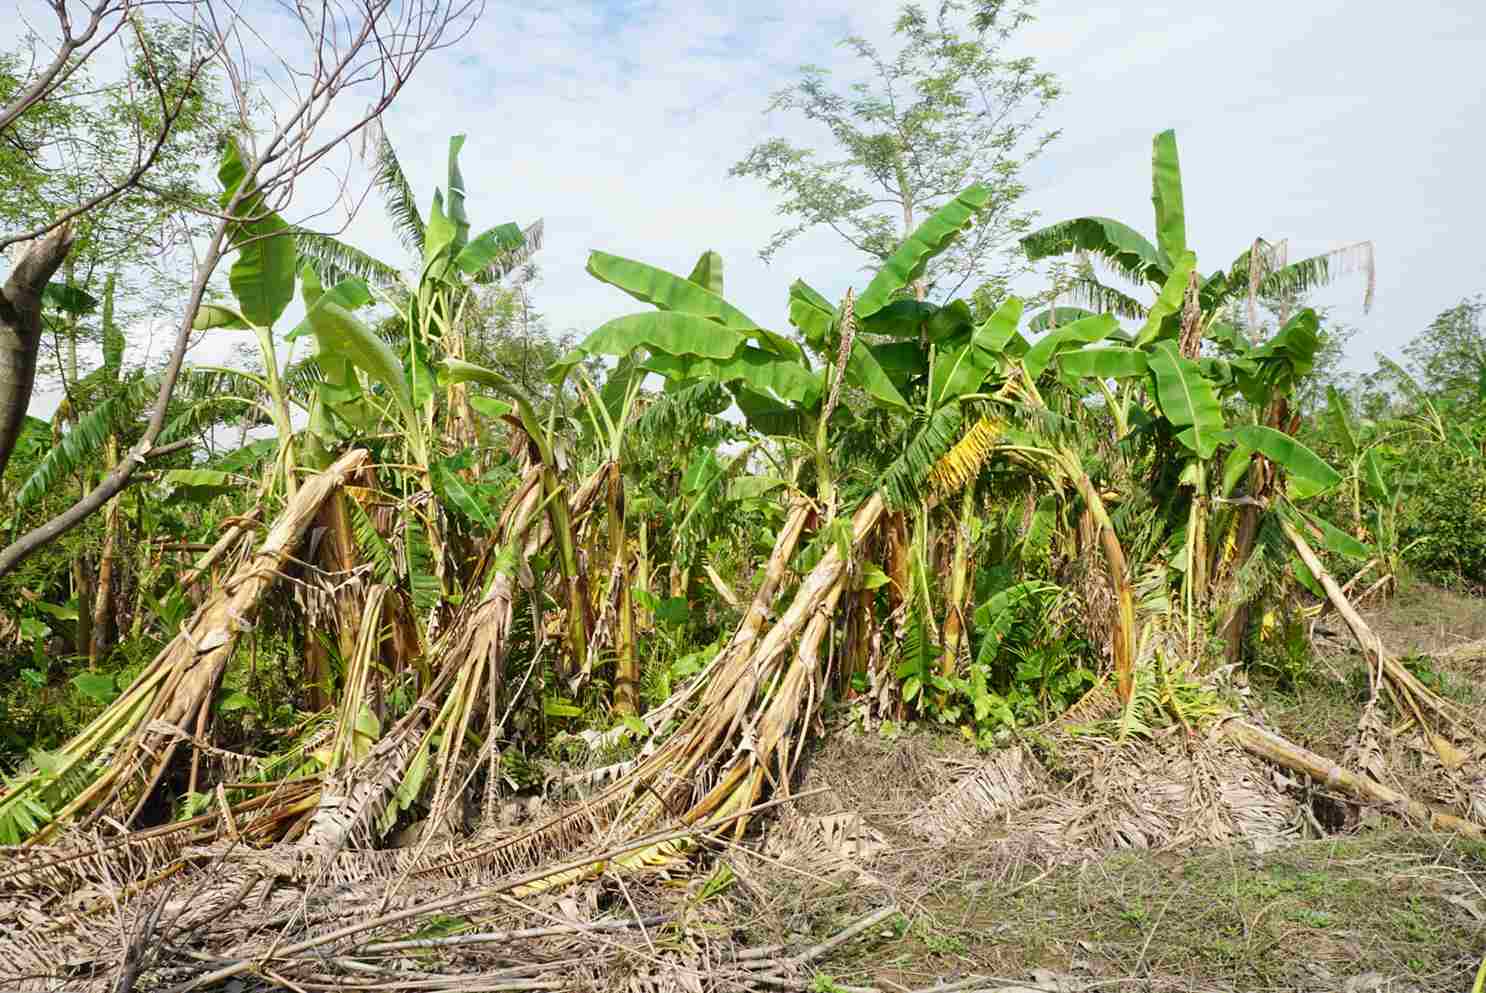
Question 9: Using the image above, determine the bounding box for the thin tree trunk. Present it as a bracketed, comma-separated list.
[608, 462, 639, 717]
[0, 223, 73, 479]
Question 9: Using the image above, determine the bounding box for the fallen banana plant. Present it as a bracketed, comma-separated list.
[0, 449, 372, 846]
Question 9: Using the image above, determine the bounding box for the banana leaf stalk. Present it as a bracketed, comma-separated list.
[444, 493, 881, 892]
[0, 449, 371, 845]
[1282, 517, 1485, 768]
[938, 484, 977, 686]
[301, 463, 608, 850]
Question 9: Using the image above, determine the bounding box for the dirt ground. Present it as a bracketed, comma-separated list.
[714, 583, 1486, 993]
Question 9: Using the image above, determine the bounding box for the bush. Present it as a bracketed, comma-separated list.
[1400, 451, 1486, 587]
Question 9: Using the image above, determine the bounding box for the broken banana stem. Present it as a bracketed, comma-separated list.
[1226, 719, 1483, 838]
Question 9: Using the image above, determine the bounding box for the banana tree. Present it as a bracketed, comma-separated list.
[190, 137, 304, 498]
[1021, 129, 1374, 334]
[294, 131, 541, 453]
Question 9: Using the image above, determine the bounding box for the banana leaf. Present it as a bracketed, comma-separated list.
[218, 138, 297, 328]
[1225, 424, 1341, 497]
[856, 184, 992, 319]
[1148, 340, 1224, 459]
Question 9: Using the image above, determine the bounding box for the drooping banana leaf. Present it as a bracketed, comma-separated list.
[1020, 216, 1165, 286]
[218, 137, 297, 328]
[192, 304, 250, 331]
[41, 283, 97, 315]
[1326, 385, 1359, 457]
[1225, 424, 1341, 497]
[730, 385, 808, 438]
[455, 223, 524, 277]
[845, 338, 910, 412]
[1244, 309, 1320, 391]
[586, 250, 758, 330]
[550, 311, 751, 384]
[1057, 345, 1148, 380]
[1147, 340, 1224, 459]
[787, 279, 836, 347]
[1297, 506, 1372, 560]
[932, 297, 1026, 404]
[295, 290, 413, 424]
[858, 299, 940, 339]
[161, 469, 239, 501]
[1021, 312, 1118, 381]
[856, 184, 992, 319]
[1220, 443, 1254, 498]
[642, 346, 823, 407]
[1026, 306, 1097, 332]
[1362, 448, 1390, 502]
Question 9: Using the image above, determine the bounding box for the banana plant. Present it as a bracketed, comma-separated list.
[1021, 128, 1374, 333]
[294, 132, 541, 453]
[191, 137, 302, 497]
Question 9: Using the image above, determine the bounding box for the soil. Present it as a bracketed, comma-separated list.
[717, 583, 1486, 993]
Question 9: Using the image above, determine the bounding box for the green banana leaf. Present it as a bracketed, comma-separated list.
[642, 346, 823, 407]
[300, 296, 413, 424]
[867, 340, 925, 392]
[1150, 129, 1187, 265]
[1133, 251, 1196, 347]
[444, 135, 471, 255]
[1298, 506, 1372, 560]
[932, 297, 1025, 404]
[42, 283, 97, 315]
[192, 304, 250, 331]
[1220, 443, 1254, 497]
[1057, 345, 1148, 379]
[787, 279, 836, 347]
[856, 184, 992, 319]
[1225, 424, 1341, 496]
[1027, 306, 1097, 332]
[162, 469, 239, 500]
[1022, 312, 1117, 381]
[1362, 448, 1390, 502]
[858, 299, 940, 339]
[686, 250, 724, 296]
[1148, 340, 1224, 459]
[432, 460, 494, 528]
[1326, 385, 1359, 457]
[587, 250, 757, 330]
[1020, 216, 1165, 285]
[455, 223, 523, 276]
[423, 188, 456, 273]
[552, 311, 751, 384]
[218, 138, 297, 328]
[731, 385, 808, 438]
[845, 339, 910, 411]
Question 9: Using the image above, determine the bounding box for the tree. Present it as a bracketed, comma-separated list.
[729, 0, 1060, 303]
[0, 0, 482, 580]
[1403, 294, 1485, 404]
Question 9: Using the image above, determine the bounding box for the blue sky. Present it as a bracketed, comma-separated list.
[7, 0, 1486, 398]
[335, 0, 1484, 375]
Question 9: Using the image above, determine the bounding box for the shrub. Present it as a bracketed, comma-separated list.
[1400, 450, 1486, 587]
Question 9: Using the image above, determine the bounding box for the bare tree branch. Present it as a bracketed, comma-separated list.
[0, 0, 485, 579]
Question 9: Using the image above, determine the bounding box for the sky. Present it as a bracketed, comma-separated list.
[7, 0, 1486, 408]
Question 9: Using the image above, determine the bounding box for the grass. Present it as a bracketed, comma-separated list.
[795, 834, 1486, 992]
[718, 584, 1486, 992]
